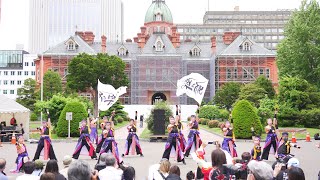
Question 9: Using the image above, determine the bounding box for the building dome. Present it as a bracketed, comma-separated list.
[144, 0, 173, 23]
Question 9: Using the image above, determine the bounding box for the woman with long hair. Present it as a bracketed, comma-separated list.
[44, 160, 66, 180]
[122, 119, 143, 157]
[209, 149, 235, 180]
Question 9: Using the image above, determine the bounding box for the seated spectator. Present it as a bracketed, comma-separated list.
[59, 155, 72, 179]
[234, 152, 251, 180]
[287, 167, 305, 180]
[148, 158, 171, 180]
[273, 158, 300, 180]
[16, 161, 40, 180]
[166, 165, 182, 180]
[122, 166, 135, 180]
[95, 153, 108, 171]
[0, 158, 8, 180]
[99, 153, 123, 180]
[40, 172, 55, 180]
[247, 160, 273, 180]
[45, 160, 66, 180]
[32, 160, 45, 176]
[68, 160, 98, 180]
[186, 171, 195, 180]
[209, 149, 235, 180]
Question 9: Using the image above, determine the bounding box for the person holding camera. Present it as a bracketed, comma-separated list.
[72, 120, 97, 160]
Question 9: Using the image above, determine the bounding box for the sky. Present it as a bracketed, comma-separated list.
[0, 0, 302, 51]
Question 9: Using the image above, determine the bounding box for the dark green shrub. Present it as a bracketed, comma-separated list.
[232, 100, 262, 139]
[30, 112, 38, 121]
[198, 118, 205, 124]
[116, 116, 124, 124]
[198, 105, 220, 120]
[146, 101, 173, 133]
[56, 101, 87, 137]
[207, 120, 219, 128]
[100, 100, 128, 123]
[300, 109, 320, 128]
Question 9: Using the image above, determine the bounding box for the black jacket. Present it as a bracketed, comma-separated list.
[165, 174, 182, 180]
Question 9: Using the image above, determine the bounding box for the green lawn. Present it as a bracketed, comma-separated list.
[29, 121, 129, 140]
[140, 128, 152, 139]
[199, 124, 320, 140]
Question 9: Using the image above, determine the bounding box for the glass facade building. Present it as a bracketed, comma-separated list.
[0, 50, 28, 69]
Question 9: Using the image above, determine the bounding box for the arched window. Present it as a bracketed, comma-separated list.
[68, 42, 74, 51]
[191, 47, 200, 56]
[244, 42, 250, 51]
[119, 48, 125, 56]
[156, 41, 163, 51]
[156, 13, 162, 21]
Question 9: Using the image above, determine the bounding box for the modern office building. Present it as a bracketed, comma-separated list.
[0, 50, 37, 99]
[29, 0, 123, 54]
[177, 9, 292, 50]
[34, 0, 278, 105]
[0, 0, 2, 23]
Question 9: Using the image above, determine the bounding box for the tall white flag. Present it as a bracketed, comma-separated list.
[176, 73, 208, 105]
[98, 80, 127, 111]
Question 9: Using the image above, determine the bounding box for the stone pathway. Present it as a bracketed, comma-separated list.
[181, 122, 223, 144]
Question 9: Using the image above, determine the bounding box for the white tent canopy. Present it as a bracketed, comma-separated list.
[0, 95, 30, 140]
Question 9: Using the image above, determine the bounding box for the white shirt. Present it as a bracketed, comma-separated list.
[59, 167, 69, 179]
[148, 164, 169, 180]
[16, 174, 40, 180]
[99, 166, 123, 180]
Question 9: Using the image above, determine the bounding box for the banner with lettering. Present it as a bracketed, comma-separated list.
[98, 80, 127, 111]
[176, 73, 208, 105]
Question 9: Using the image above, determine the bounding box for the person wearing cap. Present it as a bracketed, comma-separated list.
[273, 157, 300, 180]
[72, 120, 97, 160]
[60, 155, 72, 178]
[32, 160, 44, 176]
[275, 132, 301, 159]
[33, 117, 57, 161]
[251, 136, 262, 161]
[94, 153, 108, 171]
[247, 160, 273, 180]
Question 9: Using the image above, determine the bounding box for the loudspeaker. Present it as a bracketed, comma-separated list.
[153, 109, 165, 135]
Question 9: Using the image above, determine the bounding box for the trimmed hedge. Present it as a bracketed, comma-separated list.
[201, 119, 209, 125]
[232, 100, 262, 139]
[199, 105, 220, 120]
[30, 113, 38, 121]
[56, 101, 87, 137]
[207, 120, 219, 128]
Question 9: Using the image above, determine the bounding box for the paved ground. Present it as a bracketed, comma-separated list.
[1, 123, 319, 180]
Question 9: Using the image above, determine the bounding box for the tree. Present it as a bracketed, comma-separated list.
[238, 83, 267, 107]
[232, 100, 262, 139]
[257, 96, 276, 123]
[67, 53, 129, 116]
[56, 101, 87, 137]
[34, 94, 93, 126]
[100, 100, 129, 124]
[16, 78, 38, 111]
[43, 70, 63, 100]
[213, 82, 241, 110]
[277, 0, 320, 88]
[146, 101, 173, 133]
[254, 75, 275, 99]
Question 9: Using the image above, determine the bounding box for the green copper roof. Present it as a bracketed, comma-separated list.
[144, 0, 173, 23]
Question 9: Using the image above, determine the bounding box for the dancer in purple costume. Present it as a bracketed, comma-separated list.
[122, 119, 143, 157]
[184, 115, 202, 157]
[221, 121, 238, 157]
[261, 111, 279, 160]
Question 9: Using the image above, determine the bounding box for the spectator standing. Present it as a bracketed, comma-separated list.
[16, 161, 40, 180]
[122, 166, 135, 180]
[44, 160, 66, 180]
[94, 153, 108, 171]
[99, 153, 123, 180]
[68, 160, 98, 180]
[166, 165, 182, 180]
[0, 158, 8, 180]
[59, 155, 72, 179]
